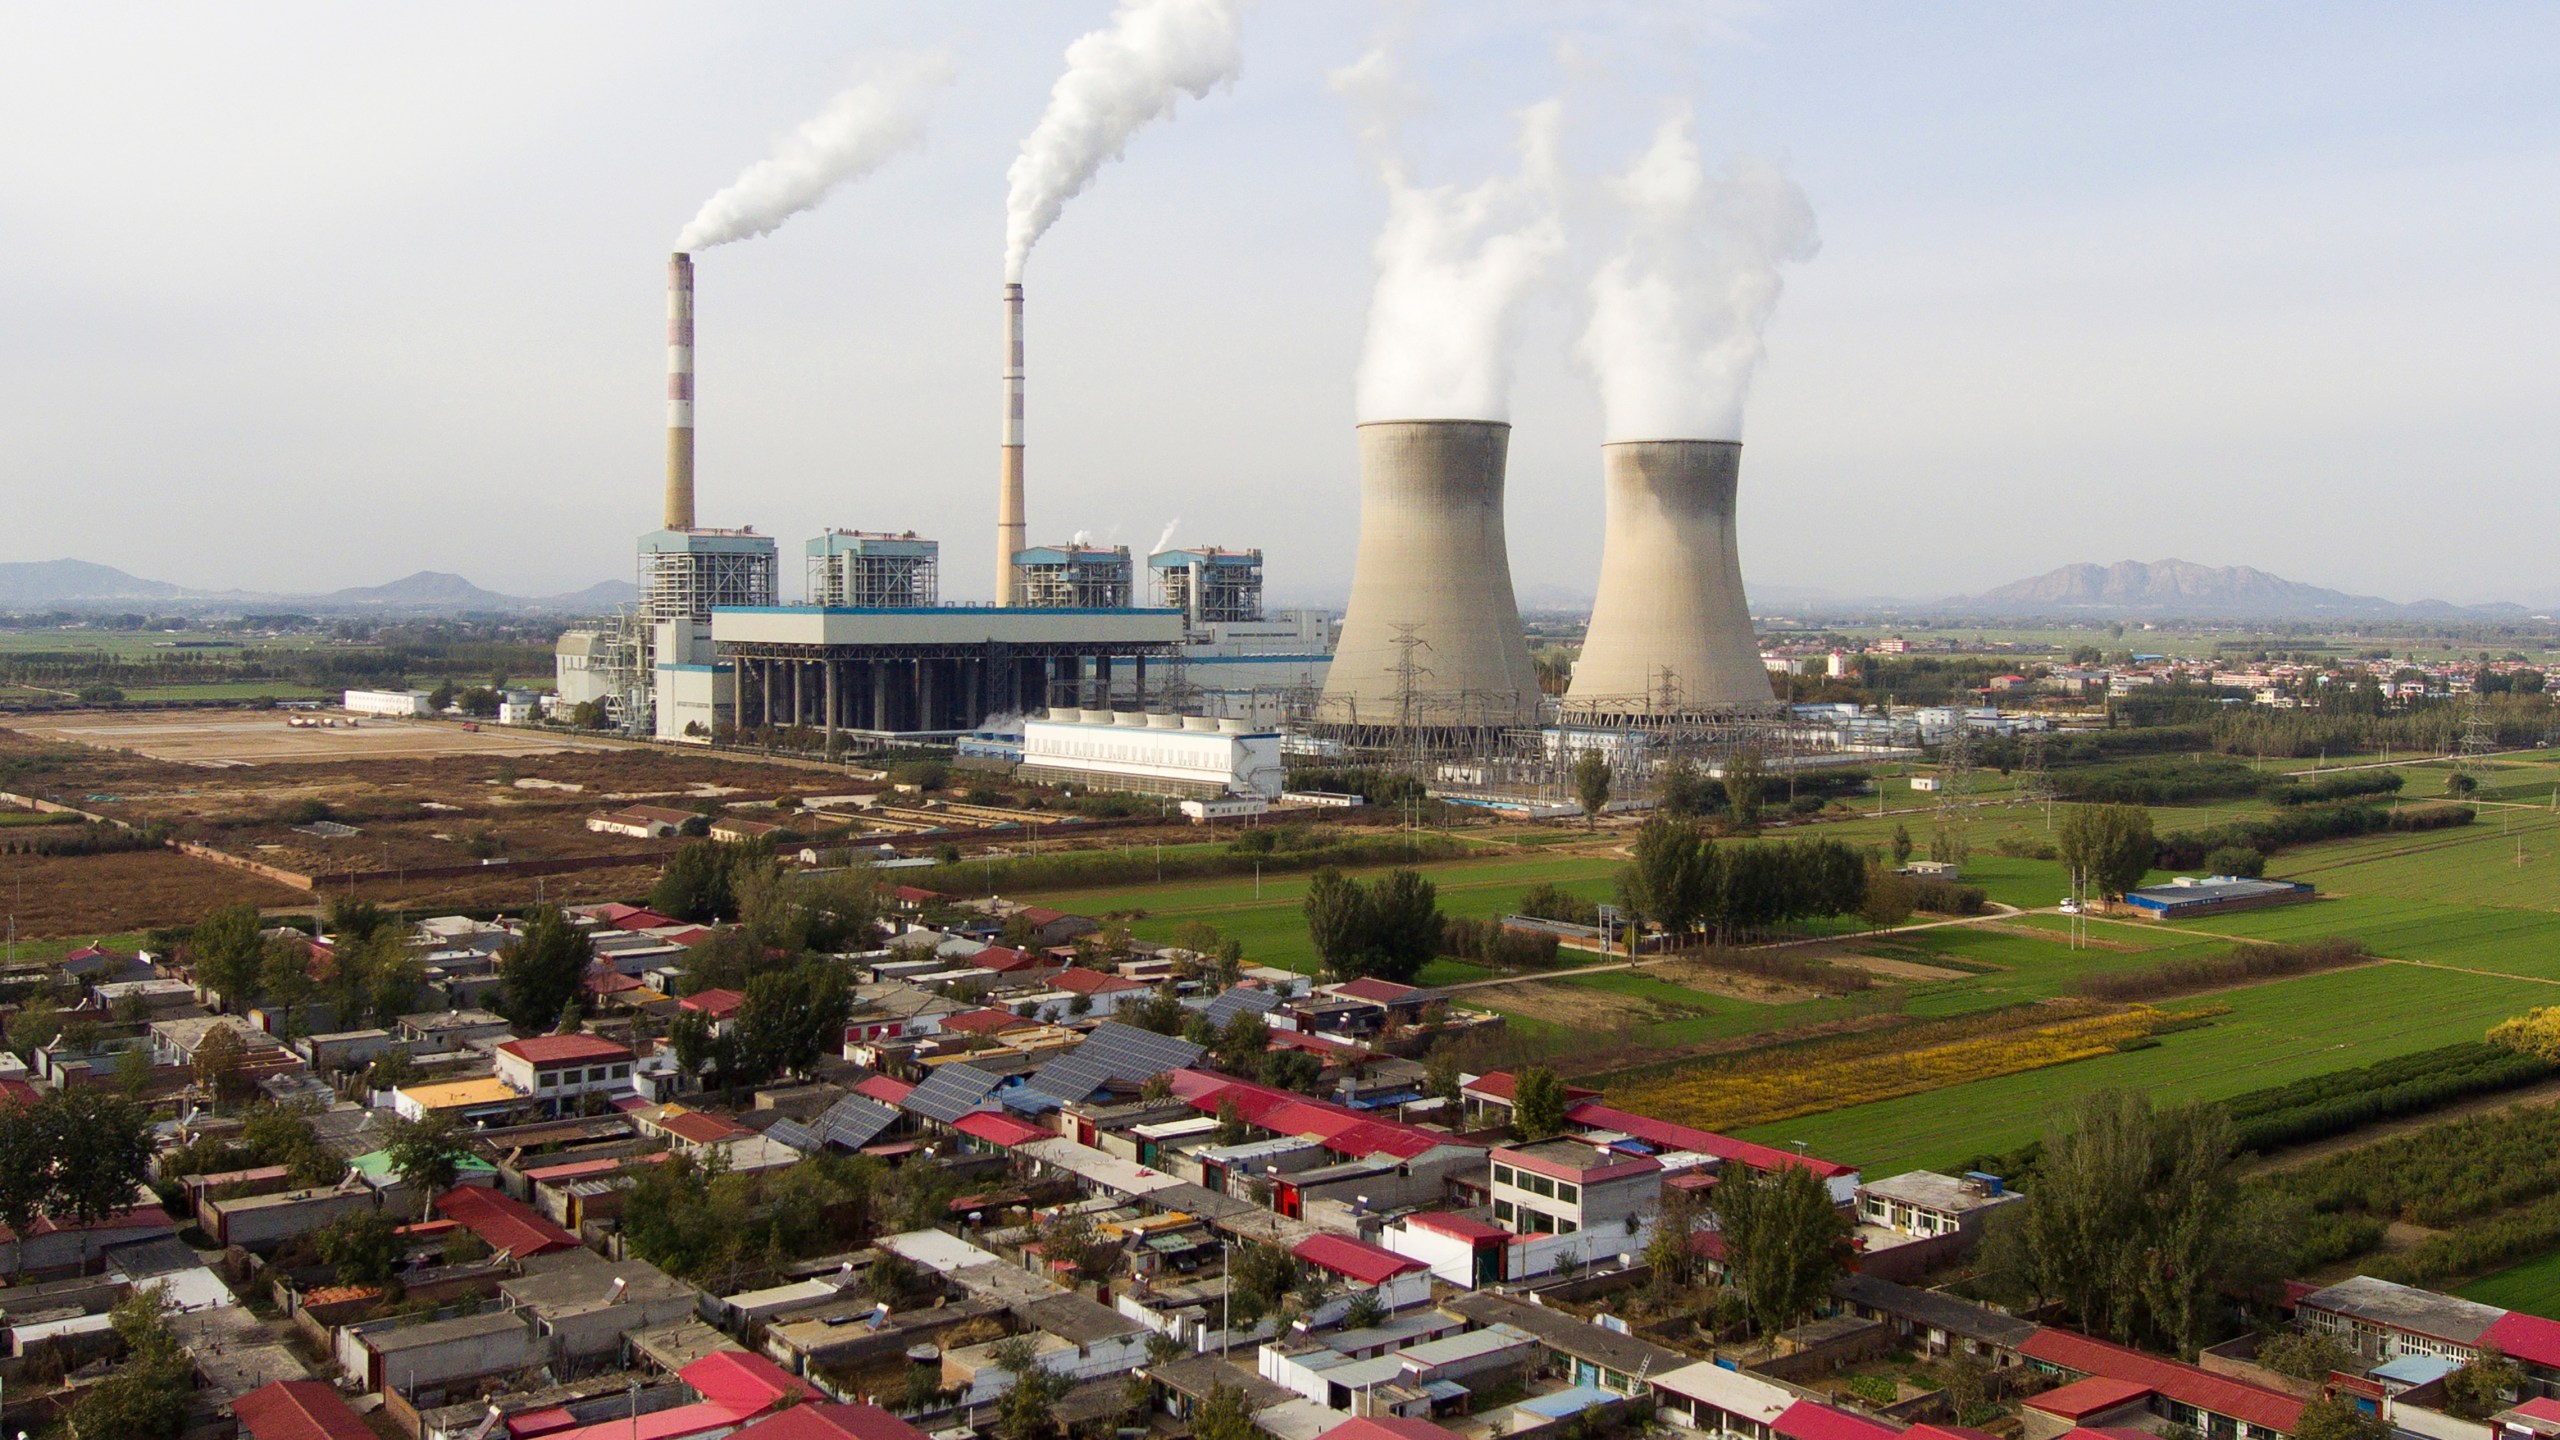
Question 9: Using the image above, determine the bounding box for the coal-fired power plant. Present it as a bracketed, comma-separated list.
[665, 253, 697, 531]
[1567, 439, 1772, 713]
[995, 283, 1027, 608]
[1320, 420, 1543, 729]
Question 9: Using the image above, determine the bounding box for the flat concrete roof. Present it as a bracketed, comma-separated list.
[1860, 1171, 2020, 1214]
[712, 606, 1182, 650]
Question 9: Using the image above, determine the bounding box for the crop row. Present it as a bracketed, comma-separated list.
[2228, 1040, 2556, 1152]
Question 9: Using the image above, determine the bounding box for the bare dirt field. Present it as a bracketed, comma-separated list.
[0, 849, 305, 938]
[1643, 957, 1827, 1003]
[8, 710, 617, 766]
[1822, 950, 1977, 982]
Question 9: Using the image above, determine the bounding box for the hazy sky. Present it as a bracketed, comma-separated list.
[5, 2, 2556, 606]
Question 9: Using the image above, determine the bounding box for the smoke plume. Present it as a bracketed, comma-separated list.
[1152, 519, 1182, 556]
[1336, 45, 1565, 423]
[1580, 107, 1818, 440]
[1004, 0, 1244, 282]
[677, 53, 953, 252]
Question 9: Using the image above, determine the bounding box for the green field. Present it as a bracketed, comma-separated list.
[2459, 1250, 2560, 1319]
[1733, 963, 2556, 1174]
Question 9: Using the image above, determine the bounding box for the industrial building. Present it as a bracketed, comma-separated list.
[1016, 709, 1284, 800]
[1321, 421, 1543, 735]
[1013, 544, 1132, 609]
[808, 531, 937, 608]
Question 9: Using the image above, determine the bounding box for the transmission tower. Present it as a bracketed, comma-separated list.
[2458, 692, 2497, 774]
[1933, 716, 1978, 866]
[2014, 728, 2055, 830]
[1389, 625, 1434, 830]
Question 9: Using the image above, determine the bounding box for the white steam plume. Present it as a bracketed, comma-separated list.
[1580, 106, 1818, 440]
[677, 53, 954, 252]
[1152, 519, 1182, 556]
[1005, 0, 1244, 282]
[1335, 43, 1565, 423]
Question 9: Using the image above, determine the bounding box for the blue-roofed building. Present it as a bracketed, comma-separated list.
[2121, 876, 2314, 919]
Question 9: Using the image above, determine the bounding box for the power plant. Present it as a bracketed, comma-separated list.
[1320, 421, 1543, 735]
[1565, 440, 1775, 716]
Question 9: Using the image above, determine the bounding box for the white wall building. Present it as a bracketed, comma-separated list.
[1019, 711, 1284, 800]
[344, 689, 432, 717]
[493, 1034, 636, 1112]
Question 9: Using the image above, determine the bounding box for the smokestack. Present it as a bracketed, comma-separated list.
[996, 283, 1026, 605]
[664, 253, 696, 531]
[1320, 421, 1542, 729]
[1567, 440, 1771, 712]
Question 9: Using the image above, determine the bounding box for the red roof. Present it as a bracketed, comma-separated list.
[1332, 978, 1419, 1003]
[0, 1077, 39, 1109]
[433, 1184, 579, 1256]
[1294, 1233, 1426, 1286]
[1315, 1419, 1464, 1440]
[942, 1008, 1035, 1036]
[593, 904, 683, 931]
[854, 1074, 916, 1103]
[731, 1405, 933, 1440]
[2024, 1378, 2156, 1420]
[681, 988, 746, 1017]
[2484, 1312, 2560, 1370]
[0, 1201, 172, 1245]
[659, 1110, 753, 1145]
[972, 946, 1045, 972]
[1465, 1070, 1600, 1105]
[1566, 1100, 1855, 1180]
[892, 886, 945, 905]
[498, 1033, 634, 1066]
[953, 1111, 1053, 1148]
[1172, 1071, 1470, 1162]
[2021, 1329, 2302, 1434]
[682, 1351, 819, 1409]
[235, 1381, 376, 1440]
[1773, 1401, 1900, 1440]
[2505, 1400, 2560, 1427]
[1402, 1211, 1507, 1243]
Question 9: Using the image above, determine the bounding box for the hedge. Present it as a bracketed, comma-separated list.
[2073, 937, 2371, 1002]
[906, 830, 1469, 895]
[2226, 1041, 2557, 1153]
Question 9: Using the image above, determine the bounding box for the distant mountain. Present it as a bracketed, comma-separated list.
[0, 558, 633, 616]
[0, 559, 185, 606]
[1948, 559, 2532, 621]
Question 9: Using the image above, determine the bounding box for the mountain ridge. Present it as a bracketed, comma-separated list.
[1946, 559, 2533, 620]
[0, 559, 636, 615]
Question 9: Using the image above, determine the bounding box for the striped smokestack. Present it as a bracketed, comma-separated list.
[996, 283, 1026, 606]
[664, 252, 696, 531]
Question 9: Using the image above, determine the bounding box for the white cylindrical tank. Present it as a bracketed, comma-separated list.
[1321, 420, 1542, 729]
[1568, 439, 1773, 712]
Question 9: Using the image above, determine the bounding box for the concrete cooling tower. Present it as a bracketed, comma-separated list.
[1567, 440, 1773, 713]
[1320, 420, 1543, 729]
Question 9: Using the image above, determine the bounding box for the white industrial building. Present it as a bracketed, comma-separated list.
[1018, 710, 1283, 800]
[343, 689, 432, 717]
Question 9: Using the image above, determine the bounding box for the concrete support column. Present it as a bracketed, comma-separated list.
[1095, 654, 1115, 709]
[759, 660, 774, 732]
[1133, 655, 1147, 711]
[824, 661, 839, 749]
[919, 660, 939, 733]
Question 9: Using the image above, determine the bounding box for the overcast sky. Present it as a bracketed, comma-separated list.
[4, 2, 2556, 607]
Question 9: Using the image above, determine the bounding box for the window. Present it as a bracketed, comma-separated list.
[1495, 1199, 1514, 1223]
[1493, 1164, 1514, 1186]
[1528, 1175, 1555, 1199]
[1557, 1183, 1578, 1204]
[613, 1064, 630, 1079]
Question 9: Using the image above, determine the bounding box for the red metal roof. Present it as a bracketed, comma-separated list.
[680, 988, 745, 1017]
[1332, 978, 1419, 1003]
[2505, 1399, 2560, 1427]
[235, 1381, 377, 1440]
[433, 1184, 579, 1256]
[659, 1110, 752, 1145]
[731, 1405, 934, 1440]
[853, 1074, 916, 1103]
[1315, 1418, 1464, 1440]
[972, 946, 1044, 972]
[682, 1351, 819, 1409]
[1774, 1401, 1901, 1440]
[1050, 968, 1143, 994]
[2021, 1329, 2302, 1434]
[2485, 1313, 2560, 1371]
[953, 1111, 1052, 1148]
[1402, 1211, 1508, 1243]
[1293, 1233, 1426, 1286]
[1566, 1100, 1856, 1179]
[498, 1033, 634, 1065]
[2024, 1377, 2156, 1419]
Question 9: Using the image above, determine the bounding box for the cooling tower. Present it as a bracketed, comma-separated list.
[996, 283, 1027, 606]
[664, 253, 695, 531]
[1567, 439, 1772, 712]
[1321, 420, 1543, 729]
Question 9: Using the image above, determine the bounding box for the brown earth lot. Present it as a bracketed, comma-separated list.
[0, 848, 305, 937]
[8, 710, 613, 766]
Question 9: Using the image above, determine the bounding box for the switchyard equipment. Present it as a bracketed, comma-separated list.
[1320, 420, 1544, 738]
[1150, 547, 1263, 626]
[1012, 544, 1133, 609]
[1568, 440, 1777, 716]
[808, 531, 938, 609]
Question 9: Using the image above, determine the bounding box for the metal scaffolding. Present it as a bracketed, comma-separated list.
[808, 531, 939, 609]
[1150, 548, 1264, 625]
[1013, 545, 1133, 609]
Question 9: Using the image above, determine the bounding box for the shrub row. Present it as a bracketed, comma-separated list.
[2225, 1041, 2557, 1153]
[2073, 938, 2371, 1002]
[2270, 770, 2406, 806]
[1907, 878, 1987, 915]
[2154, 800, 2472, 869]
[910, 830, 1468, 895]
[2054, 756, 2274, 805]
[2367, 1193, 2560, 1289]
[0, 823, 165, 857]
[2265, 1102, 2560, 1230]
[1441, 916, 1562, 970]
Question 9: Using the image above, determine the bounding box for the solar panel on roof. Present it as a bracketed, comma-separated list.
[1201, 987, 1280, 1027]
[763, 1118, 821, 1153]
[902, 1063, 1003, 1123]
[812, 1095, 902, 1149]
[1022, 1022, 1204, 1104]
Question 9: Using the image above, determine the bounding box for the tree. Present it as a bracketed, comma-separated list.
[651, 840, 757, 924]
[1711, 1161, 1849, 1336]
[733, 962, 854, 1084]
[192, 902, 268, 1009]
[427, 680, 458, 711]
[1303, 867, 1372, 981]
[2056, 803, 2158, 901]
[194, 1024, 251, 1107]
[1644, 1181, 1708, 1293]
[1724, 747, 1767, 831]
[1619, 816, 1712, 940]
[2443, 1348, 2526, 1420]
[381, 1111, 472, 1217]
[2291, 1397, 2391, 1440]
[259, 934, 319, 1035]
[2202, 845, 2266, 879]
[1891, 822, 1914, 866]
[1214, 1097, 1248, 1146]
[1859, 866, 1915, 928]
[1213, 1011, 1272, 1074]
[1657, 757, 1717, 817]
[70, 1284, 193, 1440]
[1573, 749, 1612, 828]
[317, 1209, 402, 1286]
[1511, 1066, 1568, 1141]
[991, 1336, 1068, 1440]
[2255, 1330, 2359, 1382]
[1302, 868, 1442, 984]
[1194, 1384, 1265, 1440]
[500, 905, 592, 1030]
[2447, 772, 2480, 798]
[1980, 1088, 2287, 1354]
